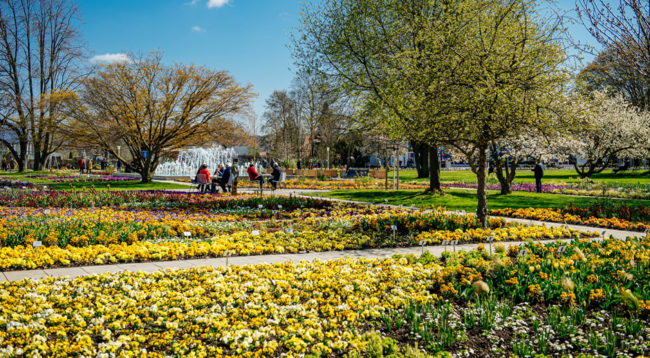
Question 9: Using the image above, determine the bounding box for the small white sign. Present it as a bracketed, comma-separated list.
[390, 225, 397, 231]
[278, 205, 283, 209]
[557, 246, 567, 253]
[450, 240, 458, 245]
[32, 241, 42, 248]
[519, 249, 528, 257]
[258, 204, 263, 209]
[44, 209, 51, 215]
[419, 240, 427, 246]
[441, 240, 449, 245]
[183, 231, 192, 237]
[223, 250, 233, 257]
[285, 228, 293, 234]
[252, 230, 260, 236]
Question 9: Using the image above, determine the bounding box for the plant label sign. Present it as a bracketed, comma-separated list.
[258, 205, 263, 209]
[419, 240, 427, 246]
[32, 241, 42, 248]
[390, 225, 397, 231]
[285, 228, 293, 234]
[557, 246, 567, 254]
[278, 205, 283, 209]
[44, 210, 51, 215]
[252, 230, 260, 236]
[183, 231, 192, 237]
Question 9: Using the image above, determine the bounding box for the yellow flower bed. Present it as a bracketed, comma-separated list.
[490, 207, 650, 231]
[415, 225, 598, 244]
[0, 231, 372, 270]
[0, 223, 599, 270]
[0, 257, 441, 357]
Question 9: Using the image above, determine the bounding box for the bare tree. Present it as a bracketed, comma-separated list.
[0, 0, 83, 171]
[577, 0, 650, 81]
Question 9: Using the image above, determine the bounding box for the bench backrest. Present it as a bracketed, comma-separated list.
[197, 173, 209, 184]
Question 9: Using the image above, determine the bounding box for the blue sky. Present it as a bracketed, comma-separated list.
[78, 0, 600, 122]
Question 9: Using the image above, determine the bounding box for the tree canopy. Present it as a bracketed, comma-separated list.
[70, 53, 253, 182]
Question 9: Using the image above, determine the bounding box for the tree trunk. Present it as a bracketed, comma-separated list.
[476, 145, 488, 228]
[17, 141, 27, 172]
[412, 141, 430, 178]
[494, 158, 517, 195]
[428, 146, 442, 192]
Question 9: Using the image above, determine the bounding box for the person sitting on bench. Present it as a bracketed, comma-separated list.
[218, 163, 232, 193]
[247, 164, 264, 191]
[197, 164, 211, 193]
[210, 163, 224, 193]
[269, 162, 283, 190]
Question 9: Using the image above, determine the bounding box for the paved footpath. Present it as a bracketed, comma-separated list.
[0, 188, 642, 283]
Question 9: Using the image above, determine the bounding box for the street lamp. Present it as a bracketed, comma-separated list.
[326, 147, 330, 170]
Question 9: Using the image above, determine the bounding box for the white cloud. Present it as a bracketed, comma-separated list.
[207, 0, 229, 8]
[192, 25, 205, 32]
[89, 53, 130, 64]
[186, 0, 199, 5]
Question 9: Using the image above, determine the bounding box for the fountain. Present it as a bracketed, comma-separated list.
[155, 146, 239, 178]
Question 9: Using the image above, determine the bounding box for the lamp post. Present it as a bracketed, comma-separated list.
[117, 146, 121, 158]
[326, 147, 330, 170]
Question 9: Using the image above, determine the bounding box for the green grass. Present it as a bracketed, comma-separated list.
[310, 188, 650, 211]
[46, 181, 190, 191]
[0, 170, 190, 191]
[392, 169, 650, 185]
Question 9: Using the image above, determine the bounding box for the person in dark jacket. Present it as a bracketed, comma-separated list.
[532, 160, 544, 193]
[218, 163, 232, 193]
[269, 162, 283, 190]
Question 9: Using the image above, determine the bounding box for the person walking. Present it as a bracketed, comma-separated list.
[1, 158, 6, 172]
[247, 163, 264, 191]
[533, 159, 544, 193]
[78, 158, 85, 174]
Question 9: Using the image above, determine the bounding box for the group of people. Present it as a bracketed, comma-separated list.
[194, 161, 284, 194]
[78, 158, 93, 174]
[195, 162, 234, 193]
[1, 157, 18, 171]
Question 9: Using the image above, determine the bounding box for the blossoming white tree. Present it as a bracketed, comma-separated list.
[562, 91, 650, 178]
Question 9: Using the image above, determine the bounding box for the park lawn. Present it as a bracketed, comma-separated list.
[310, 188, 650, 211]
[46, 181, 191, 191]
[391, 168, 650, 185]
[0, 172, 189, 190]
